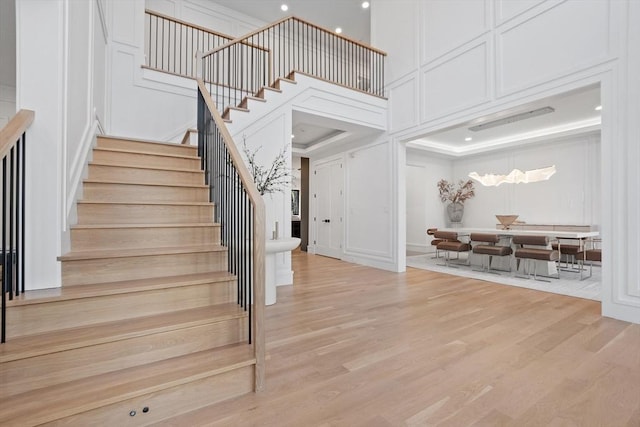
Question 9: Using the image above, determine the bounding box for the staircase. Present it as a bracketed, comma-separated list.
[0, 136, 255, 426]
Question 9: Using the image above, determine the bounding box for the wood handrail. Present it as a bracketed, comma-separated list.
[202, 15, 387, 58]
[145, 9, 234, 40]
[0, 110, 35, 160]
[180, 128, 197, 145]
[196, 78, 266, 391]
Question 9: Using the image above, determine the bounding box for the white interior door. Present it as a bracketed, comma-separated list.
[314, 158, 343, 258]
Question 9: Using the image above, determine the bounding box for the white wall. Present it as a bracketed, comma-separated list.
[373, 0, 640, 323]
[146, 0, 261, 37]
[15, 0, 109, 289]
[0, 0, 16, 127]
[16, 0, 65, 289]
[107, 0, 263, 142]
[406, 150, 451, 253]
[453, 133, 601, 228]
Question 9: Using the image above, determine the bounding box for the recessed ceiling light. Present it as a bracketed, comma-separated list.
[335, 27, 342, 34]
[595, 105, 602, 111]
[362, 1, 370, 8]
[291, 134, 295, 138]
[465, 137, 472, 142]
[281, 4, 288, 11]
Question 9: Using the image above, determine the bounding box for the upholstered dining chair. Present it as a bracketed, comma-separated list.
[552, 239, 582, 271]
[470, 233, 513, 274]
[576, 238, 602, 280]
[433, 230, 471, 267]
[426, 228, 446, 258]
[512, 235, 560, 281]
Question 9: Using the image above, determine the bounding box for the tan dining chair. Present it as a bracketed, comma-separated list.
[433, 230, 470, 267]
[512, 235, 560, 281]
[470, 233, 513, 274]
[576, 238, 602, 280]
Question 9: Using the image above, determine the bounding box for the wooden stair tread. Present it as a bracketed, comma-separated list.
[93, 147, 200, 160]
[77, 200, 213, 206]
[226, 106, 249, 113]
[71, 223, 219, 230]
[89, 161, 204, 173]
[257, 86, 282, 97]
[83, 179, 208, 189]
[0, 343, 255, 425]
[8, 272, 236, 307]
[98, 135, 198, 151]
[59, 244, 227, 261]
[0, 304, 246, 364]
[276, 77, 297, 85]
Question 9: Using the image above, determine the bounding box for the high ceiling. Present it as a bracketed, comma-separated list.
[212, 0, 371, 42]
[408, 85, 602, 157]
[212, 1, 601, 157]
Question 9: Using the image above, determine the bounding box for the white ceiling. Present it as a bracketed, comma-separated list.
[212, 0, 371, 42]
[408, 85, 601, 157]
[291, 111, 381, 153]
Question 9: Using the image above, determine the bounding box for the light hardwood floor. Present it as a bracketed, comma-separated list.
[157, 251, 640, 426]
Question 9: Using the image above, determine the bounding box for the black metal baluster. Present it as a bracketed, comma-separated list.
[20, 137, 25, 294]
[1, 157, 6, 343]
[9, 148, 15, 298]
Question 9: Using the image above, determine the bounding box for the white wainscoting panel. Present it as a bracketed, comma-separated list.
[389, 75, 418, 133]
[497, 0, 611, 96]
[422, 41, 490, 123]
[182, 2, 235, 35]
[421, 0, 489, 64]
[145, 0, 177, 16]
[345, 141, 393, 258]
[371, 0, 419, 84]
[495, 0, 546, 25]
[111, 0, 142, 48]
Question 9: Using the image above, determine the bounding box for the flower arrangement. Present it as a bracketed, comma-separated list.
[242, 141, 291, 196]
[437, 179, 475, 204]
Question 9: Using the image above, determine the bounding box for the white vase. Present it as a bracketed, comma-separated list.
[447, 202, 464, 223]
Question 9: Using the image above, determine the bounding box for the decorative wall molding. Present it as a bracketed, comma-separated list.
[95, 0, 108, 43]
[421, 0, 490, 66]
[496, 0, 611, 97]
[388, 74, 419, 133]
[494, 0, 548, 27]
[421, 40, 491, 123]
[344, 140, 393, 259]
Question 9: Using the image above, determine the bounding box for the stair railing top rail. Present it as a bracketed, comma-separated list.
[1, 109, 33, 343]
[196, 79, 266, 391]
[200, 15, 387, 115]
[144, 9, 235, 79]
[0, 110, 34, 160]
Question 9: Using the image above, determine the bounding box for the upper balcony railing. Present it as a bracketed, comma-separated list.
[145, 9, 234, 79]
[200, 16, 386, 115]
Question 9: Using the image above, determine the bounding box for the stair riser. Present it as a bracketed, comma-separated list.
[92, 150, 200, 170]
[97, 137, 198, 157]
[71, 226, 220, 251]
[6, 281, 237, 338]
[62, 251, 228, 286]
[77, 204, 214, 225]
[83, 182, 209, 202]
[88, 164, 205, 186]
[47, 367, 253, 427]
[0, 319, 248, 400]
